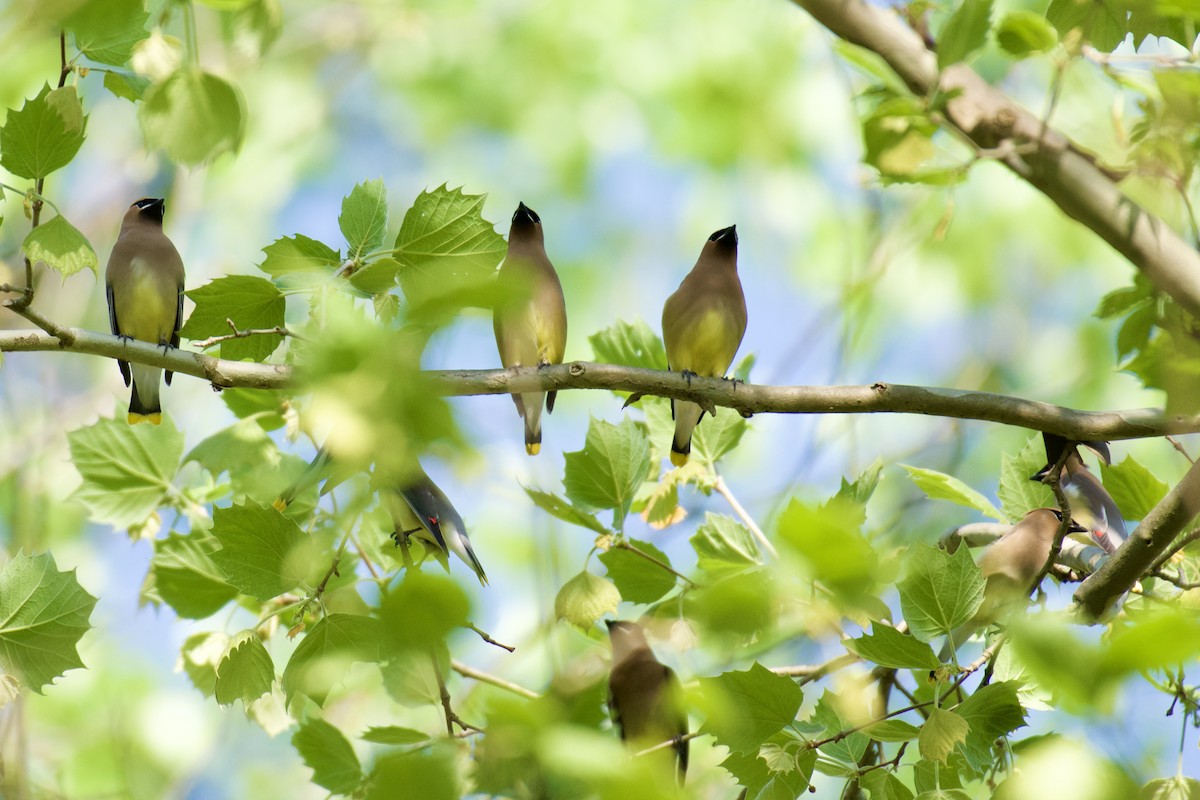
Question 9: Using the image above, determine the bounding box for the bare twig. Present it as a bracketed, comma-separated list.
[466, 623, 516, 652]
[193, 319, 300, 349]
[1167, 436, 1195, 464]
[632, 730, 703, 758]
[450, 659, 538, 699]
[431, 651, 483, 736]
[713, 474, 779, 558]
[1032, 444, 1076, 591]
[771, 652, 861, 684]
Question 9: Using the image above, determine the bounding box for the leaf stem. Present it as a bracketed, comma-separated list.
[713, 474, 778, 558]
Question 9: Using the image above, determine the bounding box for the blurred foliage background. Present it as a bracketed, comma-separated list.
[0, 0, 1196, 797]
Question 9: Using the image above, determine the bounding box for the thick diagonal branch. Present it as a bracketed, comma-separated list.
[788, 0, 1200, 317]
[3, 328, 1199, 440]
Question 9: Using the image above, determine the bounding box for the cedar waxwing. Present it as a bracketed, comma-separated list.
[272, 444, 341, 512]
[605, 620, 688, 782]
[661, 225, 746, 466]
[383, 465, 488, 586]
[1031, 433, 1127, 554]
[941, 508, 1087, 660]
[493, 202, 567, 456]
[106, 198, 185, 424]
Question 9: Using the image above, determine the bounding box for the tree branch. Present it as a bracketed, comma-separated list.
[787, 0, 1200, 318]
[1074, 457, 1200, 618]
[4, 328, 1200, 440]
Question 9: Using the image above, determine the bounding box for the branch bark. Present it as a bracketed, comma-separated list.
[788, 0, 1200, 318]
[3, 327, 1200, 440]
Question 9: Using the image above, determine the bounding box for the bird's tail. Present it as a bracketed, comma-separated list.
[127, 364, 163, 425]
[670, 400, 705, 466]
[522, 391, 545, 456]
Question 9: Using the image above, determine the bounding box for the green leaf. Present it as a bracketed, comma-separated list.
[835, 458, 884, 508]
[259, 233, 341, 278]
[522, 486, 610, 534]
[902, 465, 1004, 520]
[139, 68, 245, 165]
[690, 513, 762, 573]
[221, 387, 287, 431]
[0, 552, 97, 693]
[812, 692, 870, 766]
[563, 417, 652, 523]
[209, 503, 315, 600]
[598, 539, 677, 604]
[861, 96, 941, 183]
[995, 11, 1058, 56]
[898, 544, 984, 642]
[1142, 776, 1200, 800]
[179, 631, 227, 697]
[777, 498, 879, 600]
[186, 417, 282, 482]
[0, 85, 87, 180]
[292, 717, 364, 795]
[843, 623, 941, 669]
[67, 415, 183, 528]
[22, 214, 98, 278]
[349, 257, 401, 296]
[393, 184, 506, 307]
[214, 630, 274, 707]
[698, 662, 803, 754]
[589, 318, 668, 371]
[860, 770, 916, 800]
[367, 746, 459, 800]
[65, 0, 150, 65]
[918, 708, 969, 764]
[1046, 0, 1126, 49]
[377, 571, 470, 652]
[1095, 284, 1152, 319]
[863, 719, 922, 743]
[180, 275, 286, 362]
[149, 532, 237, 619]
[282, 613, 381, 706]
[690, 405, 749, 467]
[997, 434, 1054, 522]
[1100, 455, 1168, 521]
[340, 179, 389, 260]
[102, 70, 150, 102]
[554, 571, 620, 629]
[361, 726, 430, 745]
[938, 0, 994, 69]
[689, 569, 777, 640]
[221, 0, 283, 58]
[953, 681, 1027, 775]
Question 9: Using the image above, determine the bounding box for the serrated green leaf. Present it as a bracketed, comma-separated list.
[66, 0, 150, 65]
[282, 613, 381, 706]
[953, 681, 1027, 775]
[180, 275, 286, 362]
[1046, 0, 1126, 49]
[361, 726, 430, 745]
[393, 184, 506, 308]
[68, 415, 183, 528]
[377, 571, 470, 652]
[863, 719, 922, 743]
[690, 513, 761, 573]
[698, 662, 802, 754]
[1100, 455, 1168, 521]
[215, 630, 274, 707]
[0, 552, 97, 693]
[349, 257, 401, 295]
[938, 0, 994, 69]
[598, 539, 677, 604]
[563, 417, 652, 523]
[258, 233, 341, 278]
[293, 717, 364, 795]
[995, 11, 1058, 55]
[179, 631, 228, 697]
[691, 405, 749, 467]
[0, 85, 88, 179]
[997, 434, 1054, 522]
[139, 68, 245, 165]
[340, 178, 389, 259]
[209, 502, 316, 600]
[22, 214, 98, 278]
[860, 770, 916, 800]
[918, 707, 969, 763]
[902, 464, 1004, 520]
[367, 746, 459, 800]
[843, 623, 940, 669]
[589, 318, 668, 371]
[554, 571, 620, 629]
[812, 692, 870, 767]
[898, 544, 985, 641]
[523, 486, 610, 534]
[149, 532, 237, 619]
[689, 568, 777, 639]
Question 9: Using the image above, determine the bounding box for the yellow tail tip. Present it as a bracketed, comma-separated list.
[271, 498, 289, 513]
[526, 443, 541, 456]
[670, 451, 688, 467]
[128, 412, 163, 425]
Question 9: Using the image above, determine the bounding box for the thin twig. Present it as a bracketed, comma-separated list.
[450, 659, 538, 699]
[771, 652, 861, 683]
[430, 650, 482, 736]
[713, 474, 779, 558]
[1167, 436, 1195, 464]
[192, 320, 301, 349]
[466, 623, 516, 652]
[1031, 445, 1076, 591]
[632, 730, 703, 758]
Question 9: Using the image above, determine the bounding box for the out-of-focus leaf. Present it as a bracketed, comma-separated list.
[938, 0, 993, 68]
[1100, 455, 1168, 521]
[901, 464, 1004, 520]
[598, 538, 677, 604]
[523, 486, 610, 534]
[282, 614, 381, 706]
[554, 571, 620, 629]
[361, 726, 430, 745]
[366, 745, 459, 800]
[65, 0, 149, 65]
[377, 571, 470, 652]
[698, 662, 802, 754]
[589, 318, 668, 371]
[690, 513, 761, 573]
[995, 11, 1058, 55]
[179, 631, 228, 697]
[139, 68, 245, 165]
[997, 434, 1054, 522]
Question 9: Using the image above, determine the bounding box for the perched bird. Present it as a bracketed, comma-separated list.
[661, 225, 746, 466]
[383, 465, 488, 586]
[106, 198, 185, 424]
[1031, 433, 1127, 554]
[605, 620, 688, 782]
[493, 202, 567, 456]
[941, 508, 1086, 660]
